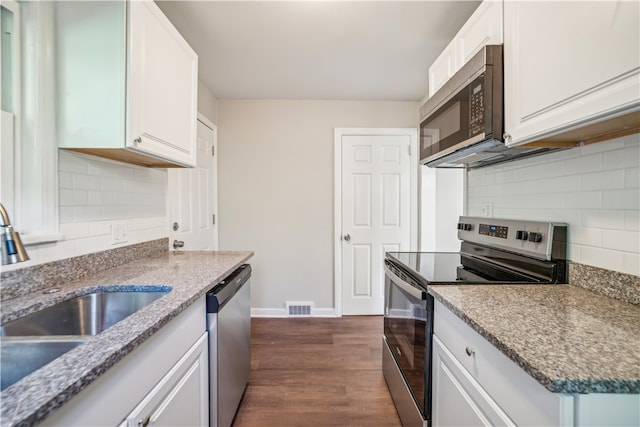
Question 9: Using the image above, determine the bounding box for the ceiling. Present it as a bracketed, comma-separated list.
[156, 1, 481, 101]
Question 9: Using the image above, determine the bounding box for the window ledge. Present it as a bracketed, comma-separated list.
[21, 233, 65, 246]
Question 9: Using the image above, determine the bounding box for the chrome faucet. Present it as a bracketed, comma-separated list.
[0, 203, 29, 265]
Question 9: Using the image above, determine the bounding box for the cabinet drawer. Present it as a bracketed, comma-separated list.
[433, 300, 572, 426]
[433, 335, 513, 426]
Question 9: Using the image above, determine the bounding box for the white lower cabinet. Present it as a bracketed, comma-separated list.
[40, 298, 208, 427]
[433, 335, 514, 426]
[433, 300, 573, 427]
[434, 300, 640, 427]
[120, 333, 208, 427]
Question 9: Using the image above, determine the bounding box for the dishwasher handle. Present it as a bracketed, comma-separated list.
[206, 264, 251, 313]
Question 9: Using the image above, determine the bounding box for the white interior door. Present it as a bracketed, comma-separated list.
[337, 130, 416, 315]
[168, 116, 218, 250]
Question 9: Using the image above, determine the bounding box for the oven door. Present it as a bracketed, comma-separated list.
[383, 261, 433, 422]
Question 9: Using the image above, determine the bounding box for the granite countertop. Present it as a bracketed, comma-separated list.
[0, 250, 253, 427]
[429, 284, 640, 394]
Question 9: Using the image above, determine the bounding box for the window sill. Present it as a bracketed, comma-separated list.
[21, 233, 65, 246]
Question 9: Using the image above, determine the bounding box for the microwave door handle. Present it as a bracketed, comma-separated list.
[384, 265, 426, 300]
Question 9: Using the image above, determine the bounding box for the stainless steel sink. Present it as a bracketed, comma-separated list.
[0, 338, 85, 391]
[0, 290, 169, 337]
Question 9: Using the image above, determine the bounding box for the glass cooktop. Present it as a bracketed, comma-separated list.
[386, 251, 553, 285]
[386, 252, 464, 283]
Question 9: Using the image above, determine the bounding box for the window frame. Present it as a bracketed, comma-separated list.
[1, 0, 62, 246]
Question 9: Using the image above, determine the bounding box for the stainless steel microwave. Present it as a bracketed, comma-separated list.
[420, 45, 553, 168]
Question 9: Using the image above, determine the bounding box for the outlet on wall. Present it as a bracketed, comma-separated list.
[480, 203, 493, 218]
[110, 223, 128, 245]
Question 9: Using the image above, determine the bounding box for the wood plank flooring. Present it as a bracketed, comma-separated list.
[231, 316, 402, 427]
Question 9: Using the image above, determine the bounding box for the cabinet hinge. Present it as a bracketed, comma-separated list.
[212, 146, 215, 157]
[212, 214, 216, 225]
[408, 145, 411, 156]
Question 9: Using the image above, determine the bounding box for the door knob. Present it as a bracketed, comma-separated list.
[343, 234, 351, 242]
[173, 240, 184, 249]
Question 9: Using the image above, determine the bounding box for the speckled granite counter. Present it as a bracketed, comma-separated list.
[429, 284, 640, 394]
[0, 250, 253, 427]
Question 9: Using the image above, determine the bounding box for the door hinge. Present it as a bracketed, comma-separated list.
[212, 214, 216, 225]
[408, 145, 411, 156]
[212, 146, 215, 156]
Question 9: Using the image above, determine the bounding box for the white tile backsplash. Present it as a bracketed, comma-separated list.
[581, 169, 625, 191]
[602, 230, 640, 253]
[564, 153, 602, 175]
[603, 144, 640, 169]
[58, 151, 167, 225]
[570, 226, 603, 247]
[72, 174, 101, 191]
[564, 191, 602, 209]
[580, 209, 627, 230]
[6, 151, 169, 271]
[101, 177, 126, 192]
[624, 252, 640, 275]
[625, 167, 640, 189]
[625, 211, 640, 231]
[467, 134, 640, 276]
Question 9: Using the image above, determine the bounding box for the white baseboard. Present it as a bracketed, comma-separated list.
[251, 307, 339, 318]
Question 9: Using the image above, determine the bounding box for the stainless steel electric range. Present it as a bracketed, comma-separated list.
[382, 216, 568, 427]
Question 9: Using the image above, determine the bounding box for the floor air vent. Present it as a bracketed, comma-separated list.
[286, 302, 313, 317]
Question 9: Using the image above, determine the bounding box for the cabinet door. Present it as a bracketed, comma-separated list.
[124, 333, 208, 427]
[454, 0, 503, 68]
[427, 1, 502, 100]
[428, 39, 456, 99]
[504, 1, 640, 146]
[432, 336, 514, 427]
[128, 0, 198, 167]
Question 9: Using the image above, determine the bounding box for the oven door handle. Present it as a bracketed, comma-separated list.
[384, 265, 426, 300]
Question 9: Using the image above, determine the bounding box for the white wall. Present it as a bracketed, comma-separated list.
[420, 167, 465, 252]
[217, 99, 418, 313]
[467, 134, 640, 276]
[1, 151, 168, 272]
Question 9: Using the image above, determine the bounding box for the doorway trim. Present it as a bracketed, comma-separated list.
[333, 128, 418, 316]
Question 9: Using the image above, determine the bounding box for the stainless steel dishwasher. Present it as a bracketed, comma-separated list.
[206, 264, 251, 427]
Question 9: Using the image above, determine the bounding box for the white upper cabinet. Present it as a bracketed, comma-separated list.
[454, 0, 503, 71]
[127, 1, 198, 167]
[427, 1, 503, 100]
[56, 0, 198, 168]
[504, 1, 640, 147]
[428, 39, 456, 100]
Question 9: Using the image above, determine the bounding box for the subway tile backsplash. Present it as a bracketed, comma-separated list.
[2, 151, 168, 271]
[467, 134, 640, 276]
[58, 151, 167, 224]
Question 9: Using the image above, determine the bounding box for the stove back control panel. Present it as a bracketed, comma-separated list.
[456, 216, 567, 261]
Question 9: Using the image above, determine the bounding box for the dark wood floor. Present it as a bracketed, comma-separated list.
[232, 316, 402, 427]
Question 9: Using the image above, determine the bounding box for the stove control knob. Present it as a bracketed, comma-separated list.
[516, 230, 528, 240]
[464, 224, 473, 231]
[528, 232, 543, 243]
[457, 223, 464, 230]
